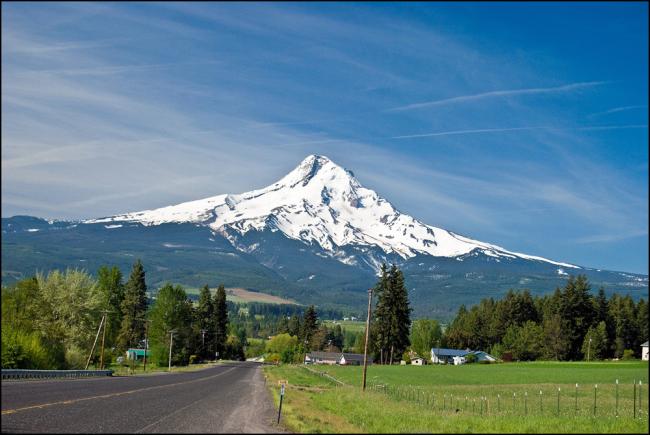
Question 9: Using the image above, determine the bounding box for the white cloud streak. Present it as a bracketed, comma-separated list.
[386, 81, 608, 112]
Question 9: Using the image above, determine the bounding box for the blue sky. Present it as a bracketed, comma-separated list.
[2, 2, 648, 274]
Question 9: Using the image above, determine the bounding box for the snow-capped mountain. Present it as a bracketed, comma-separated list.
[3, 155, 646, 318]
[87, 155, 578, 270]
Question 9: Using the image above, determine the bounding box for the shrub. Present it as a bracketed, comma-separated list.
[1, 328, 58, 369]
[189, 354, 199, 364]
[465, 353, 478, 364]
[64, 345, 87, 369]
[266, 353, 281, 364]
[280, 348, 295, 364]
[622, 349, 636, 360]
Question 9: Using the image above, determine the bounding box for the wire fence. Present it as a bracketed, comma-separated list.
[367, 379, 648, 419]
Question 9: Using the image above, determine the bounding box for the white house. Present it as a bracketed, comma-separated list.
[452, 355, 466, 365]
[642, 342, 649, 361]
[304, 351, 372, 366]
[431, 348, 496, 364]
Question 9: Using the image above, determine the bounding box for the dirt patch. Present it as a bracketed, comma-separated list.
[226, 288, 298, 305]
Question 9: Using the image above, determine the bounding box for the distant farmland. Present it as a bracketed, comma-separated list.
[225, 287, 298, 305]
[183, 286, 298, 305]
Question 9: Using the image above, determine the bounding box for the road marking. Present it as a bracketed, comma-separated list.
[1, 366, 237, 416]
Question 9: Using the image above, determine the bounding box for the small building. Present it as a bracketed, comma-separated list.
[411, 357, 426, 366]
[642, 342, 649, 361]
[339, 353, 371, 366]
[452, 355, 466, 365]
[430, 348, 496, 364]
[304, 351, 340, 365]
[125, 348, 150, 361]
[304, 351, 372, 366]
[431, 348, 471, 364]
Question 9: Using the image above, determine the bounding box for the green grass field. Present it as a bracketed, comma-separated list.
[264, 361, 649, 433]
[323, 320, 366, 333]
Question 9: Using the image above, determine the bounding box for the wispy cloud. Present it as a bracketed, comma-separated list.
[587, 105, 648, 118]
[386, 81, 608, 112]
[573, 230, 649, 244]
[391, 126, 549, 139]
[390, 124, 648, 139]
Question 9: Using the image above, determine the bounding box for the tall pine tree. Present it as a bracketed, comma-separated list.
[302, 305, 319, 349]
[371, 263, 391, 364]
[388, 265, 412, 364]
[117, 260, 148, 352]
[195, 285, 214, 359]
[213, 284, 228, 359]
[371, 264, 412, 364]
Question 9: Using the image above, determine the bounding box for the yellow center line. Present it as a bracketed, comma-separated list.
[1, 366, 237, 415]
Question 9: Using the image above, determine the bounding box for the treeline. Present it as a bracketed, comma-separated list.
[443, 275, 648, 361]
[1, 260, 242, 369]
[266, 305, 352, 363]
[229, 302, 343, 341]
[1, 259, 352, 370]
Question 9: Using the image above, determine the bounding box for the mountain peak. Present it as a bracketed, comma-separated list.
[85, 155, 578, 270]
[281, 154, 351, 188]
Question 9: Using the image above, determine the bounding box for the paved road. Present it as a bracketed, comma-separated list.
[1, 362, 284, 433]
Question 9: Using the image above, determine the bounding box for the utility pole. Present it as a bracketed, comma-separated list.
[201, 329, 207, 358]
[135, 317, 151, 372]
[587, 337, 592, 362]
[362, 287, 373, 392]
[143, 319, 150, 372]
[168, 329, 177, 372]
[85, 314, 106, 370]
[99, 310, 110, 370]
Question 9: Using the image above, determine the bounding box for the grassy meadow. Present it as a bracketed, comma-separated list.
[322, 320, 367, 333]
[264, 361, 649, 433]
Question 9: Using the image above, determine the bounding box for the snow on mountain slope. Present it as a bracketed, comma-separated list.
[87, 155, 579, 269]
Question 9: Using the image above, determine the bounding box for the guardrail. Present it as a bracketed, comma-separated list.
[1, 369, 113, 380]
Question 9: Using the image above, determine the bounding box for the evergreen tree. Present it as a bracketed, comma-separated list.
[371, 263, 391, 363]
[331, 324, 344, 350]
[444, 304, 470, 350]
[542, 313, 570, 360]
[581, 321, 608, 361]
[276, 315, 289, 335]
[637, 299, 648, 346]
[302, 305, 319, 349]
[371, 264, 411, 364]
[593, 287, 615, 358]
[559, 275, 596, 359]
[388, 265, 412, 364]
[117, 260, 148, 352]
[213, 284, 228, 359]
[195, 285, 214, 359]
[502, 321, 543, 361]
[287, 314, 301, 337]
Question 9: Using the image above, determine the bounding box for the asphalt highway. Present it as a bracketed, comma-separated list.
[1, 362, 284, 433]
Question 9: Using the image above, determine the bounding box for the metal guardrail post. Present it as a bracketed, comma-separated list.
[1, 369, 113, 380]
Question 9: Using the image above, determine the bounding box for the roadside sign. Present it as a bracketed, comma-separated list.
[280, 384, 285, 395]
